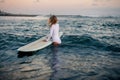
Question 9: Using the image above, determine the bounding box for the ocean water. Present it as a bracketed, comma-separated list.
[0, 16, 120, 80]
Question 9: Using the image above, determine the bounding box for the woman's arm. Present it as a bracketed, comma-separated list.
[46, 26, 54, 41]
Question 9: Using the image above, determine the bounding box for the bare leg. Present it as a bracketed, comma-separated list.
[53, 42, 59, 47]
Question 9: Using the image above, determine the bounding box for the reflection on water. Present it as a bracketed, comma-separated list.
[50, 46, 59, 80]
[17, 51, 36, 58]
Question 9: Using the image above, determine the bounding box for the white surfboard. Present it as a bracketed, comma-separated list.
[18, 32, 63, 52]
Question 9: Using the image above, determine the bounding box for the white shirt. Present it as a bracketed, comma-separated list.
[46, 23, 61, 44]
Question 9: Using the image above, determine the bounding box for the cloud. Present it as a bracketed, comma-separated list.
[33, 0, 39, 2]
[94, 0, 112, 2]
[92, 0, 113, 6]
[0, 0, 5, 3]
[36, 0, 39, 2]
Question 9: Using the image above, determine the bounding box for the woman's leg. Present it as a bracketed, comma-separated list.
[53, 42, 59, 47]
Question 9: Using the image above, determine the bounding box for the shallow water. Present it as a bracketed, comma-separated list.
[0, 16, 120, 80]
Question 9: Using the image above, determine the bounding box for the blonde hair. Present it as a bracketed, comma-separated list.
[48, 15, 58, 27]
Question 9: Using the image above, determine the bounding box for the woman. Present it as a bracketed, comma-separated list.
[44, 15, 61, 46]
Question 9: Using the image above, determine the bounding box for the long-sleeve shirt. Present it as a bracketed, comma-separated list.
[46, 23, 61, 44]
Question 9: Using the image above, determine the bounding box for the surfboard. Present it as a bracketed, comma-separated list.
[18, 32, 63, 52]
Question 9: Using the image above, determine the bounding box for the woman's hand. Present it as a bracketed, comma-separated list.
[43, 40, 47, 42]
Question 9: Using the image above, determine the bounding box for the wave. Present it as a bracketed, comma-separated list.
[62, 34, 120, 52]
[102, 22, 120, 28]
[0, 33, 42, 50]
[0, 33, 120, 52]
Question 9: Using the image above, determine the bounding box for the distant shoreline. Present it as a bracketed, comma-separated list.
[0, 14, 38, 17]
[0, 10, 38, 17]
[0, 11, 119, 18]
[0, 13, 38, 17]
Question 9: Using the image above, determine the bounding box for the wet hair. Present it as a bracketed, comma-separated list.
[48, 15, 58, 27]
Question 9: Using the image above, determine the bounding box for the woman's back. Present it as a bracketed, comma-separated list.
[52, 24, 59, 37]
[51, 24, 61, 44]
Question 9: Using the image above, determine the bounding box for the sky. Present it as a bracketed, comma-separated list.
[0, 0, 120, 16]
